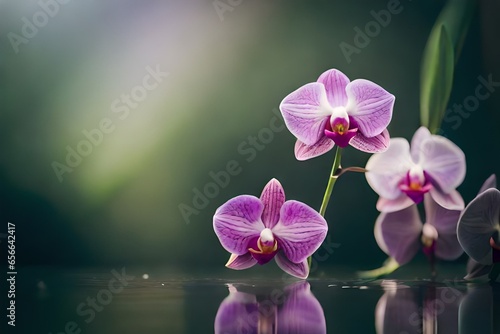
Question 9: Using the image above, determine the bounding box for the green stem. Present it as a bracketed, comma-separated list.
[319, 147, 342, 217]
[307, 147, 342, 271]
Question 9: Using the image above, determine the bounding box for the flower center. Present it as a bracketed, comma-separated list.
[399, 165, 432, 204]
[323, 107, 358, 147]
[332, 118, 348, 135]
[330, 107, 349, 133]
[248, 228, 278, 264]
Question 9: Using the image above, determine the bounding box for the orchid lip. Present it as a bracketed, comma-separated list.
[399, 169, 433, 203]
[248, 231, 279, 265]
[322, 108, 359, 147]
[324, 127, 358, 147]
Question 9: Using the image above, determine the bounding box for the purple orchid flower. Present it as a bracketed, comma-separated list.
[213, 179, 328, 279]
[457, 174, 500, 281]
[279, 69, 395, 160]
[366, 127, 466, 213]
[374, 194, 463, 267]
[214, 282, 326, 334]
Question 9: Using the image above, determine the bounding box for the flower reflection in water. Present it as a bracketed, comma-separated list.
[459, 285, 494, 334]
[375, 281, 463, 334]
[214, 281, 326, 334]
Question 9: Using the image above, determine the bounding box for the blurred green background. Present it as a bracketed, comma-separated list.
[1, 0, 499, 273]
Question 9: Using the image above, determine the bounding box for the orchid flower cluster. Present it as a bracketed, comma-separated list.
[212, 68, 497, 281]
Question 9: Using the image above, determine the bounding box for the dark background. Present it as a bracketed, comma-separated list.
[1, 0, 499, 276]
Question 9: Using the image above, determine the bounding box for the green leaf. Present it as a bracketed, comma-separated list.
[420, 24, 454, 134]
[434, 0, 477, 63]
[420, 0, 476, 133]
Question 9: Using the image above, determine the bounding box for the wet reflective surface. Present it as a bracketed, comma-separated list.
[7, 266, 500, 333]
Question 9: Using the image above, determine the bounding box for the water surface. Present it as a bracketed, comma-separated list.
[8, 266, 500, 333]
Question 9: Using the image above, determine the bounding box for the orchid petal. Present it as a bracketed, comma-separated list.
[317, 68, 350, 108]
[429, 188, 465, 211]
[419, 135, 466, 194]
[278, 281, 326, 333]
[376, 195, 415, 213]
[350, 128, 390, 153]
[225, 253, 258, 270]
[410, 126, 432, 163]
[294, 137, 335, 161]
[375, 289, 420, 334]
[374, 205, 422, 265]
[345, 79, 395, 137]
[213, 195, 265, 255]
[465, 258, 494, 281]
[479, 174, 497, 194]
[275, 253, 309, 279]
[272, 200, 328, 263]
[424, 195, 463, 260]
[214, 288, 258, 334]
[458, 188, 500, 265]
[259, 178, 285, 229]
[280, 82, 331, 145]
[366, 138, 413, 200]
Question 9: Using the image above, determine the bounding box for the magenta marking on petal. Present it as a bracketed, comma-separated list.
[330, 117, 349, 133]
[399, 184, 432, 204]
[324, 128, 357, 148]
[348, 116, 359, 129]
[399, 170, 432, 204]
[250, 251, 277, 265]
[247, 235, 278, 265]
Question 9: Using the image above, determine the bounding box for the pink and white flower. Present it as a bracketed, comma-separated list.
[213, 179, 328, 279]
[279, 69, 395, 160]
[366, 127, 466, 213]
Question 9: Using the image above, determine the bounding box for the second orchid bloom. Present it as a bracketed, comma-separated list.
[366, 127, 466, 213]
[363, 127, 467, 273]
